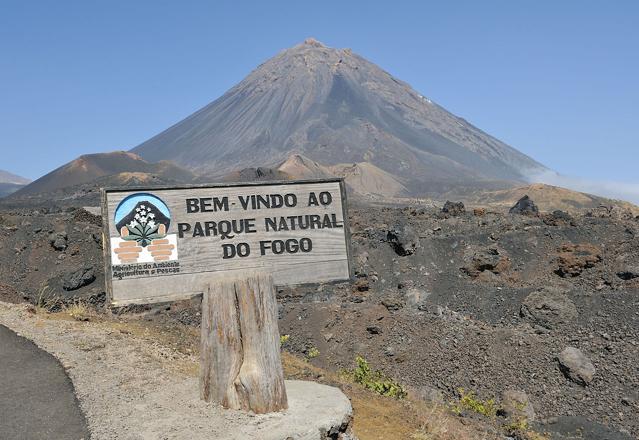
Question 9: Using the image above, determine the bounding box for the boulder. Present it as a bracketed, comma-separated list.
[520, 288, 578, 330]
[538, 415, 634, 440]
[543, 210, 575, 226]
[461, 248, 510, 278]
[353, 278, 369, 292]
[366, 325, 382, 335]
[381, 296, 404, 311]
[72, 208, 102, 226]
[62, 266, 96, 291]
[551, 210, 572, 222]
[500, 389, 535, 421]
[616, 266, 639, 281]
[386, 224, 420, 256]
[556, 243, 602, 277]
[49, 232, 68, 251]
[442, 201, 465, 216]
[557, 347, 595, 386]
[509, 195, 539, 216]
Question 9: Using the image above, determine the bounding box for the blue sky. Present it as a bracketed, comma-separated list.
[1, 1, 637, 189]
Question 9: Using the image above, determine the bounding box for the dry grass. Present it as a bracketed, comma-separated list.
[34, 284, 60, 313]
[65, 300, 95, 321]
[411, 406, 455, 440]
[281, 352, 496, 440]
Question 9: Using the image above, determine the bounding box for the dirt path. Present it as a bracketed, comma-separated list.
[0, 302, 353, 440]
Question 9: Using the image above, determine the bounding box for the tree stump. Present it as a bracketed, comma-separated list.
[199, 272, 288, 413]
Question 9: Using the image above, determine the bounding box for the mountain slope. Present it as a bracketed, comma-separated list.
[13, 151, 195, 197]
[274, 154, 407, 198]
[0, 170, 31, 198]
[329, 162, 407, 198]
[0, 170, 30, 185]
[277, 154, 332, 180]
[0, 183, 26, 198]
[132, 39, 547, 190]
[447, 183, 639, 214]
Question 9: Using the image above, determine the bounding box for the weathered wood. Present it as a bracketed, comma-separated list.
[199, 272, 288, 413]
[111, 259, 348, 305]
[102, 179, 352, 306]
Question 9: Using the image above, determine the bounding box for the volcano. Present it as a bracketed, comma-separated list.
[132, 38, 547, 194]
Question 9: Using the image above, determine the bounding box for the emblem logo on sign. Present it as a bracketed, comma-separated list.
[111, 193, 178, 265]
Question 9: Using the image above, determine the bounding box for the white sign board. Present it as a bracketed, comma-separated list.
[101, 179, 352, 305]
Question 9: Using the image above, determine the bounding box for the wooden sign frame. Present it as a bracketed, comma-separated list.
[101, 178, 353, 306]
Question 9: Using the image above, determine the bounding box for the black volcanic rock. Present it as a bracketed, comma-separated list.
[132, 39, 547, 191]
[510, 195, 539, 215]
[386, 223, 420, 256]
[442, 201, 465, 216]
[62, 266, 96, 291]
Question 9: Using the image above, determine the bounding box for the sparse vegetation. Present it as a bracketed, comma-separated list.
[306, 346, 320, 359]
[451, 388, 498, 417]
[282, 352, 492, 440]
[343, 356, 406, 398]
[523, 432, 551, 440]
[502, 417, 551, 440]
[35, 285, 59, 313]
[503, 417, 529, 433]
[411, 406, 452, 440]
[65, 299, 92, 321]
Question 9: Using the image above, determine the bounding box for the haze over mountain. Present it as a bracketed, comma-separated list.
[132, 38, 548, 194]
[0, 170, 30, 185]
[443, 183, 639, 215]
[0, 170, 31, 198]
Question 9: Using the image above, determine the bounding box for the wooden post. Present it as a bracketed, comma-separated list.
[199, 272, 288, 413]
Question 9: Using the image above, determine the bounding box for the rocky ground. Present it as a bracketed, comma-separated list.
[0, 200, 637, 439]
[0, 302, 356, 440]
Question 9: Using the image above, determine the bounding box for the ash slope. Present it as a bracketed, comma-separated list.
[12, 151, 195, 197]
[132, 39, 547, 191]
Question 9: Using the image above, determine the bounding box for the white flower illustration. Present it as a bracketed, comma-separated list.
[121, 201, 167, 247]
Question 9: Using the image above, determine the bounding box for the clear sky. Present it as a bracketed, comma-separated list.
[1, 1, 637, 188]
